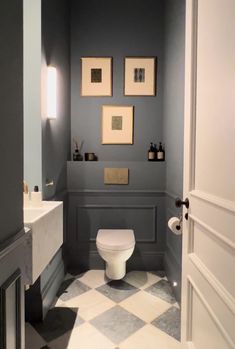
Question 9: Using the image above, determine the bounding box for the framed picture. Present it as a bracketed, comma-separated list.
[81, 57, 112, 96]
[124, 57, 157, 96]
[102, 105, 134, 144]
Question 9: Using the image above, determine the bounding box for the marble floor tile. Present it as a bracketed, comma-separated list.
[152, 306, 181, 341]
[123, 271, 161, 290]
[27, 270, 181, 349]
[64, 289, 115, 321]
[32, 307, 83, 342]
[56, 278, 91, 301]
[145, 279, 176, 304]
[76, 269, 108, 288]
[119, 324, 182, 349]
[48, 323, 115, 349]
[90, 305, 145, 344]
[25, 322, 46, 349]
[96, 280, 139, 303]
[120, 290, 171, 323]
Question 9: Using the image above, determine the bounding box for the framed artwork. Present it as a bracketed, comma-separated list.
[124, 57, 157, 96]
[102, 105, 134, 144]
[81, 57, 112, 96]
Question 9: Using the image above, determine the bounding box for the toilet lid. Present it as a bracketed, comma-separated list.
[96, 229, 135, 251]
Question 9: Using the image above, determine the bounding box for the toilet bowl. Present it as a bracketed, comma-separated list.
[96, 229, 135, 280]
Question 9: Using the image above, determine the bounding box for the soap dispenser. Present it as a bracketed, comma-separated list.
[31, 186, 42, 207]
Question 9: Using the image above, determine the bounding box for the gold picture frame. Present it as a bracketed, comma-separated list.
[102, 105, 134, 144]
[124, 57, 157, 96]
[81, 57, 113, 96]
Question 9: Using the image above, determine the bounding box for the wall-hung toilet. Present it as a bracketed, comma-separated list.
[96, 229, 135, 280]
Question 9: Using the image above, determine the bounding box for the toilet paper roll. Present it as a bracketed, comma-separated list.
[168, 217, 182, 235]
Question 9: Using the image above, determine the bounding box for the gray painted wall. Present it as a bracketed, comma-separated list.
[23, 0, 42, 193]
[163, 0, 185, 302]
[41, 0, 71, 200]
[67, 0, 167, 271]
[26, 0, 71, 320]
[0, 0, 24, 244]
[70, 0, 164, 161]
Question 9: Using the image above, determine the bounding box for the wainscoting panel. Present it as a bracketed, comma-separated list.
[0, 270, 21, 349]
[164, 193, 182, 302]
[66, 191, 165, 271]
[0, 230, 31, 349]
[75, 205, 157, 243]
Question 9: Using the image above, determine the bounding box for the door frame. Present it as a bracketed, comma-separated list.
[181, 0, 198, 346]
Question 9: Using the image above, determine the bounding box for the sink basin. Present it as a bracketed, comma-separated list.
[24, 201, 63, 284]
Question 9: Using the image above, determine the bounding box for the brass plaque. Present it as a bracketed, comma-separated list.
[104, 168, 129, 185]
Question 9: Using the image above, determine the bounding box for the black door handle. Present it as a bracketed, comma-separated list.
[175, 197, 189, 209]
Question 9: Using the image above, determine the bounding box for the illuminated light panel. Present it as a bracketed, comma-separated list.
[47, 66, 57, 119]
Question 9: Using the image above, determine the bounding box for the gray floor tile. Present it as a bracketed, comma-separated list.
[150, 270, 166, 278]
[90, 305, 145, 344]
[56, 278, 91, 301]
[33, 307, 84, 342]
[151, 306, 181, 341]
[96, 280, 139, 303]
[145, 279, 176, 304]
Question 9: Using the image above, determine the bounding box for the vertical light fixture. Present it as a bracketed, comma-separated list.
[47, 66, 57, 119]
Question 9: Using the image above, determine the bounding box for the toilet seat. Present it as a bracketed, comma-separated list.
[96, 229, 135, 251]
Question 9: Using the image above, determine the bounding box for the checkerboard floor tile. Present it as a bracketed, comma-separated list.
[26, 270, 181, 349]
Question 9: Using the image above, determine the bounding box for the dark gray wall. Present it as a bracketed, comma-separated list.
[163, 0, 185, 301]
[0, 0, 24, 244]
[0, 2, 30, 348]
[67, 0, 167, 271]
[70, 0, 164, 161]
[42, 0, 71, 200]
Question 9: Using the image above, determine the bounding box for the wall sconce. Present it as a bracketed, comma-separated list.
[47, 66, 57, 119]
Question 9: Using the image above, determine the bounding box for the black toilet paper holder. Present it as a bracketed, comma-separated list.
[176, 215, 182, 231]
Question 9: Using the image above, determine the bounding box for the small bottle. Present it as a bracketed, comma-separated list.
[148, 142, 155, 161]
[153, 144, 158, 161]
[31, 185, 42, 207]
[157, 142, 165, 161]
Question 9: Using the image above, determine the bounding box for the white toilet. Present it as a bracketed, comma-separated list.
[96, 229, 135, 280]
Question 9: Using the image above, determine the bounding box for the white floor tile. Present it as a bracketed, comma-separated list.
[124, 271, 161, 290]
[119, 324, 182, 349]
[120, 291, 171, 323]
[64, 289, 115, 321]
[49, 323, 115, 349]
[76, 270, 107, 288]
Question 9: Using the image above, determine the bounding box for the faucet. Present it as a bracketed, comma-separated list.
[23, 181, 29, 194]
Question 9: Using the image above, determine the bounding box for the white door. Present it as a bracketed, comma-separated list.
[181, 1, 235, 348]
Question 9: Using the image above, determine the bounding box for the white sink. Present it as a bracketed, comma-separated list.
[24, 201, 63, 284]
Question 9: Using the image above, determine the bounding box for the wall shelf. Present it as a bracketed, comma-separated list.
[67, 160, 165, 191]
